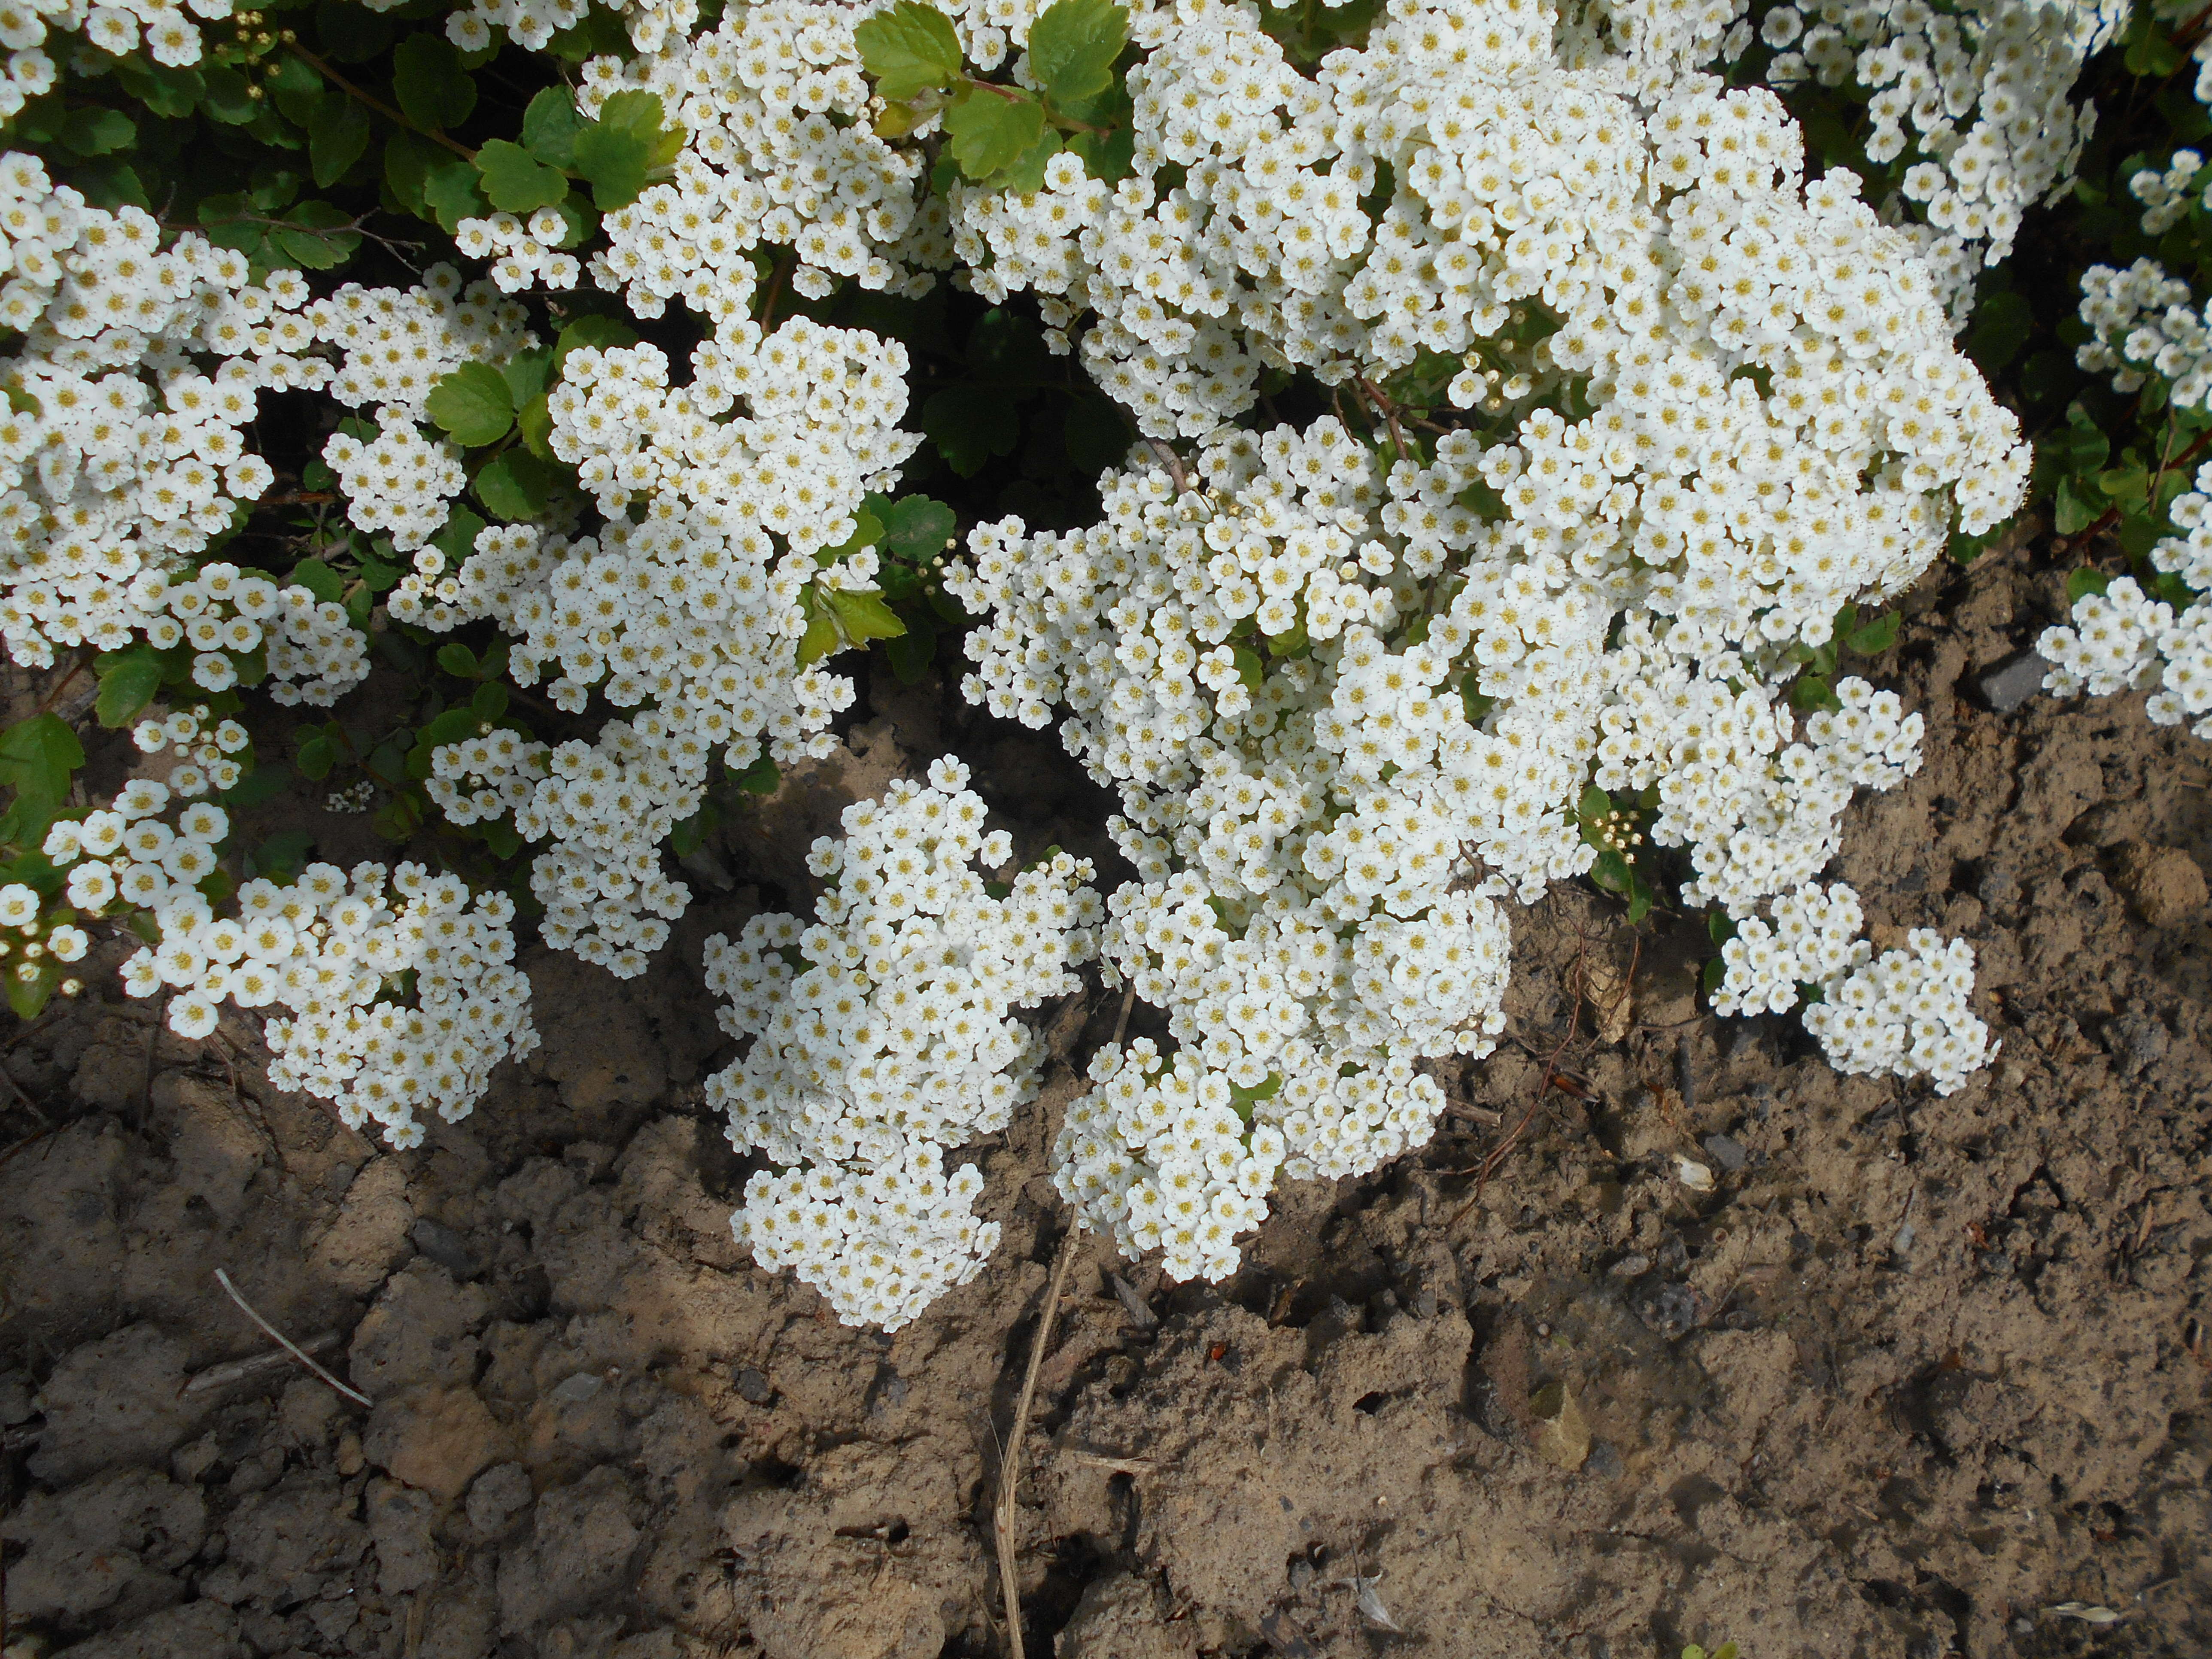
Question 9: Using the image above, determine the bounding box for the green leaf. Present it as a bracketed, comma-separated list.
[0, 713, 84, 841]
[921, 383, 1021, 475]
[61, 107, 136, 157]
[796, 590, 842, 667]
[517, 392, 553, 459]
[734, 754, 781, 795]
[2052, 474, 2100, 536]
[221, 763, 286, 811]
[570, 90, 681, 211]
[7, 957, 61, 1020]
[422, 160, 488, 233]
[200, 64, 260, 125]
[437, 642, 479, 678]
[470, 681, 510, 721]
[392, 34, 477, 131]
[1790, 675, 1839, 713]
[1068, 124, 1136, 184]
[1843, 612, 1899, 656]
[383, 129, 442, 218]
[998, 125, 1063, 194]
[1232, 644, 1263, 690]
[315, 0, 393, 62]
[475, 138, 569, 213]
[945, 86, 1046, 180]
[1026, 0, 1127, 103]
[2066, 567, 2112, 604]
[250, 829, 315, 883]
[826, 587, 908, 644]
[881, 495, 957, 563]
[886, 617, 937, 684]
[570, 121, 654, 210]
[853, 0, 965, 100]
[288, 556, 344, 605]
[95, 647, 167, 729]
[502, 348, 553, 412]
[1964, 288, 2031, 374]
[309, 95, 371, 188]
[295, 731, 336, 781]
[425, 362, 515, 447]
[1577, 782, 1611, 823]
[434, 507, 487, 567]
[476, 450, 558, 521]
[545, 4, 631, 60]
[521, 85, 583, 167]
[552, 312, 640, 377]
[114, 58, 204, 119]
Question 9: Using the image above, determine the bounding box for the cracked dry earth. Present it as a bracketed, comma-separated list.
[2, 528, 2211, 1659]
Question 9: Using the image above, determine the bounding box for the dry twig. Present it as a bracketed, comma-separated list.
[213, 1268, 372, 1407]
[993, 986, 1136, 1658]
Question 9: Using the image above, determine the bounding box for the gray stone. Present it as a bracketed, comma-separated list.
[1976, 651, 2050, 714]
[1702, 1133, 1748, 1172]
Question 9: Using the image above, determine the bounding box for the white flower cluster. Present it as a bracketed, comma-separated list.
[321, 412, 468, 555]
[1800, 927, 1994, 1094]
[0, 154, 330, 673]
[1711, 877, 1861, 1014]
[576, 1, 945, 324]
[382, 318, 917, 972]
[1595, 666, 1926, 915]
[307, 267, 535, 421]
[2129, 147, 2209, 237]
[1054, 1038, 1287, 1282]
[0, 0, 225, 94]
[428, 0, 693, 55]
[84, 819, 538, 1147]
[2040, 572, 2212, 737]
[704, 761, 1101, 1329]
[129, 701, 248, 799]
[307, 268, 536, 555]
[1763, 0, 2126, 317]
[41, 777, 223, 919]
[122, 560, 368, 706]
[428, 724, 550, 828]
[455, 209, 583, 294]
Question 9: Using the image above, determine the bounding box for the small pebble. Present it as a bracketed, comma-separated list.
[1975, 652, 2049, 714]
[733, 1367, 775, 1405]
[1676, 1156, 1715, 1193]
[1702, 1133, 1748, 1173]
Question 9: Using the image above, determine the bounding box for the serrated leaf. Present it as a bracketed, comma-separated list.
[434, 506, 486, 567]
[471, 681, 509, 720]
[289, 556, 344, 605]
[853, 0, 965, 100]
[2066, 567, 2112, 604]
[436, 642, 479, 678]
[521, 85, 583, 167]
[422, 160, 487, 232]
[475, 450, 557, 521]
[998, 125, 1062, 194]
[570, 120, 654, 210]
[1027, 0, 1127, 103]
[796, 597, 841, 667]
[115, 58, 204, 119]
[881, 495, 957, 562]
[392, 34, 477, 131]
[475, 138, 569, 213]
[95, 648, 167, 729]
[826, 587, 908, 644]
[551, 313, 640, 376]
[0, 714, 83, 839]
[61, 107, 136, 157]
[2052, 474, 2100, 536]
[200, 64, 260, 124]
[309, 95, 371, 188]
[502, 348, 553, 411]
[886, 617, 937, 683]
[945, 85, 1045, 179]
[1844, 613, 1899, 656]
[425, 362, 514, 447]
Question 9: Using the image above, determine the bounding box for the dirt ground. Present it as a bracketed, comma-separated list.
[2, 526, 2210, 1659]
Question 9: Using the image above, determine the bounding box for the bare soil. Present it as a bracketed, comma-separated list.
[2, 529, 2209, 1659]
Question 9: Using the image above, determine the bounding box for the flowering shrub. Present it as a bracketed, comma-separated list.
[19, 0, 2176, 1332]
